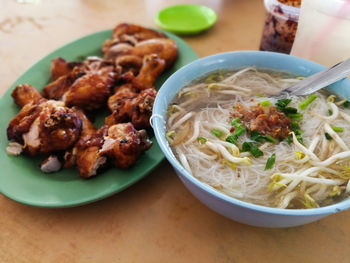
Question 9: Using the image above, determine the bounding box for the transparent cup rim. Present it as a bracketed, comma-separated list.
[310, 0, 350, 20]
[264, 0, 300, 21]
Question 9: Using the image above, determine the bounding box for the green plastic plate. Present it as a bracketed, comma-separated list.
[0, 29, 198, 208]
[155, 4, 217, 35]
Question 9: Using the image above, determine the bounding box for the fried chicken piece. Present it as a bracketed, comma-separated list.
[64, 66, 116, 110]
[106, 54, 161, 129]
[7, 102, 42, 143]
[111, 23, 167, 42]
[99, 123, 152, 169]
[103, 43, 134, 61]
[67, 121, 152, 177]
[115, 55, 143, 75]
[102, 23, 167, 57]
[43, 57, 118, 111]
[128, 38, 178, 68]
[132, 54, 166, 90]
[105, 38, 178, 68]
[63, 109, 109, 178]
[8, 84, 82, 155]
[43, 67, 85, 100]
[8, 100, 82, 156]
[74, 126, 109, 178]
[11, 84, 45, 107]
[64, 108, 98, 167]
[106, 87, 157, 129]
[50, 57, 82, 81]
[102, 23, 177, 68]
[107, 83, 137, 111]
[108, 54, 163, 111]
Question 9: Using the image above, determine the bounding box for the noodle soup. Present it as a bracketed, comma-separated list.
[165, 67, 350, 209]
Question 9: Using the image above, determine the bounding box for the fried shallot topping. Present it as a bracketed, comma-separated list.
[232, 102, 291, 140]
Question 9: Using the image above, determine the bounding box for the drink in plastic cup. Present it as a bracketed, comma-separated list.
[291, 0, 350, 66]
[259, 0, 300, 54]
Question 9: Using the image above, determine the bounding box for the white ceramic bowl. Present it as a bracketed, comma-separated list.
[152, 51, 350, 228]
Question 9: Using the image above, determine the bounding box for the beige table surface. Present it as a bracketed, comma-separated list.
[1, 0, 350, 262]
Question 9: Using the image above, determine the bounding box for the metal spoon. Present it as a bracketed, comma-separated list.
[283, 58, 350, 96]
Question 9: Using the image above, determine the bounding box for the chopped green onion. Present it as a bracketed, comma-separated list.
[256, 92, 264, 97]
[233, 126, 246, 137]
[299, 94, 318, 110]
[211, 129, 223, 138]
[197, 137, 207, 144]
[250, 130, 264, 142]
[282, 107, 298, 114]
[290, 121, 300, 130]
[231, 118, 242, 127]
[250, 130, 278, 143]
[265, 135, 278, 143]
[226, 135, 238, 145]
[241, 142, 263, 158]
[227, 118, 245, 144]
[325, 133, 333, 140]
[265, 153, 276, 170]
[250, 147, 263, 158]
[288, 113, 303, 120]
[275, 99, 291, 109]
[294, 129, 303, 136]
[328, 109, 333, 116]
[343, 101, 350, 108]
[286, 133, 303, 145]
[331, 126, 344, 133]
[296, 134, 304, 144]
[260, 100, 271, 107]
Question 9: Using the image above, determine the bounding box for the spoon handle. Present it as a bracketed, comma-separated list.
[284, 58, 350, 96]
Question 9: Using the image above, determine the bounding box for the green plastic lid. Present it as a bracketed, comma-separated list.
[154, 4, 217, 35]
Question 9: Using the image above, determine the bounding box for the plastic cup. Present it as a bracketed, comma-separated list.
[259, 0, 300, 54]
[290, 0, 350, 66]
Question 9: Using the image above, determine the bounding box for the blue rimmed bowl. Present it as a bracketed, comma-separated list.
[152, 51, 350, 228]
